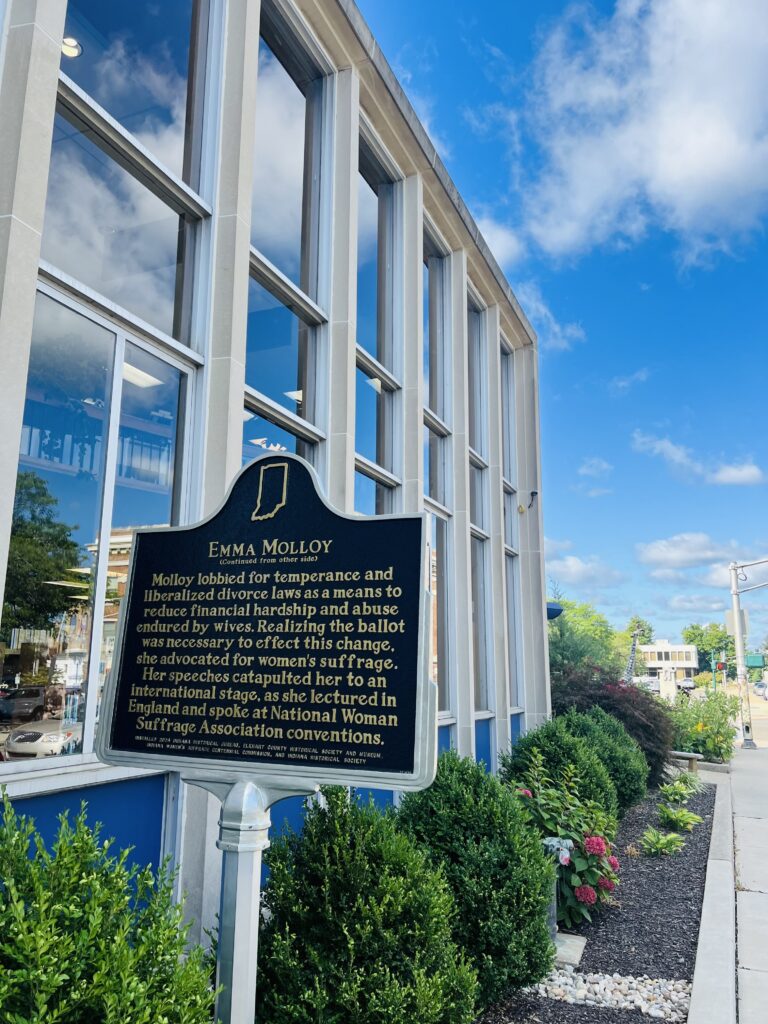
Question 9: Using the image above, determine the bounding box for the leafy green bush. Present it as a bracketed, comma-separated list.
[559, 708, 648, 814]
[500, 717, 618, 817]
[551, 676, 674, 786]
[658, 804, 703, 832]
[513, 753, 620, 929]
[257, 786, 477, 1024]
[669, 690, 740, 762]
[640, 827, 685, 856]
[0, 795, 215, 1024]
[658, 779, 692, 805]
[398, 751, 554, 1010]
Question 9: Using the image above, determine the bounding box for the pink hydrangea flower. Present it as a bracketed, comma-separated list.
[574, 884, 597, 905]
[584, 835, 607, 857]
[517, 788, 533, 798]
[608, 855, 620, 872]
[598, 877, 615, 892]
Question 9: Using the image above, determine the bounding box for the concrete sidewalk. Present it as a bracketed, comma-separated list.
[731, 742, 768, 1022]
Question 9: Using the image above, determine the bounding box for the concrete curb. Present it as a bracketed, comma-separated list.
[687, 776, 736, 1024]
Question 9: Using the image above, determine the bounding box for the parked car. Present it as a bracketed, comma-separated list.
[754, 680, 767, 697]
[4, 704, 85, 760]
[0, 685, 46, 722]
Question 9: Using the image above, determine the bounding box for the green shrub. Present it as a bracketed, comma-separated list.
[658, 779, 692, 805]
[658, 804, 703, 832]
[513, 753, 620, 929]
[0, 795, 215, 1024]
[551, 676, 674, 786]
[640, 826, 685, 856]
[559, 708, 648, 814]
[669, 690, 740, 762]
[257, 787, 477, 1024]
[500, 717, 618, 818]
[398, 751, 554, 1010]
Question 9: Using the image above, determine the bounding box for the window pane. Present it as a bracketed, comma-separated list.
[503, 488, 517, 549]
[506, 552, 520, 707]
[252, 40, 314, 287]
[354, 472, 391, 516]
[469, 464, 486, 530]
[357, 174, 379, 358]
[471, 536, 489, 711]
[425, 256, 445, 417]
[424, 426, 445, 504]
[98, 345, 184, 716]
[422, 261, 430, 398]
[245, 279, 312, 420]
[243, 411, 295, 461]
[429, 515, 449, 712]
[501, 350, 517, 483]
[61, 0, 201, 181]
[0, 293, 114, 763]
[468, 306, 485, 455]
[43, 114, 187, 339]
[355, 367, 389, 468]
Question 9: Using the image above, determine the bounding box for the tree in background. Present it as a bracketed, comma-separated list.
[682, 622, 735, 677]
[0, 472, 80, 644]
[548, 598, 624, 684]
[625, 615, 654, 644]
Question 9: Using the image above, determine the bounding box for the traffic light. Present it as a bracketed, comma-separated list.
[716, 662, 726, 671]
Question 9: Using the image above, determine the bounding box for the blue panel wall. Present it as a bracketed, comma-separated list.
[438, 723, 453, 754]
[510, 712, 524, 744]
[355, 788, 394, 810]
[474, 717, 493, 771]
[11, 775, 166, 869]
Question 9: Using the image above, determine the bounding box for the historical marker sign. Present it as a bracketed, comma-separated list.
[97, 454, 436, 791]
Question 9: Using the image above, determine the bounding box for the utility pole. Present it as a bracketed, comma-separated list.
[729, 561, 758, 749]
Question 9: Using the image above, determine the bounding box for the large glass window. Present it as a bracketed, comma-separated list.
[424, 245, 447, 420]
[251, 38, 321, 290]
[505, 553, 521, 708]
[355, 366, 391, 469]
[427, 515, 449, 712]
[60, 0, 205, 182]
[0, 292, 189, 768]
[468, 303, 486, 456]
[42, 114, 189, 338]
[354, 472, 390, 516]
[471, 536, 490, 711]
[245, 279, 312, 421]
[356, 164, 394, 366]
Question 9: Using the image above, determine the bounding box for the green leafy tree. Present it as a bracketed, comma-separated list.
[625, 615, 654, 643]
[547, 598, 623, 683]
[682, 622, 735, 676]
[1, 472, 81, 643]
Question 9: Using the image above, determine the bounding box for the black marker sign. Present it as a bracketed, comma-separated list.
[98, 455, 435, 787]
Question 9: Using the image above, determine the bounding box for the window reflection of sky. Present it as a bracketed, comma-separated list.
[252, 41, 307, 284]
[245, 279, 307, 418]
[356, 174, 379, 357]
[355, 367, 383, 466]
[43, 115, 183, 338]
[242, 412, 296, 464]
[62, 0, 195, 179]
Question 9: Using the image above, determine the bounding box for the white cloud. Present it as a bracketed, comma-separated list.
[545, 537, 573, 558]
[585, 487, 612, 499]
[523, 0, 768, 260]
[514, 280, 586, 351]
[476, 216, 526, 269]
[637, 532, 739, 569]
[578, 456, 613, 477]
[650, 568, 688, 582]
[698, 560, 768, 590]
[632, 429, 766, 484]
[610, 368, 650, 393]
[547, 554, 624, 586]
[708, 462, 766, 485]
[667, 594, 728, 613]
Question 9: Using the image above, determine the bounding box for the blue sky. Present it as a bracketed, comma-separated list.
[358, 0, 768, 646]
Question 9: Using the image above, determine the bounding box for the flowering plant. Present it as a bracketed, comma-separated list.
[514, 752, 620, 928]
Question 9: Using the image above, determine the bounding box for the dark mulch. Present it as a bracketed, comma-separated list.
[477, 782, 716, 1023]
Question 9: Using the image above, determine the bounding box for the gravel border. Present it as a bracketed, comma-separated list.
[478, 783, 716, 1023]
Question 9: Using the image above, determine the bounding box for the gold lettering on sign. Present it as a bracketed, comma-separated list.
[251, 462, 289, 521]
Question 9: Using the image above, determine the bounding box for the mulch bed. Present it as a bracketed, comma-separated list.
[478, 783, 716, 1023]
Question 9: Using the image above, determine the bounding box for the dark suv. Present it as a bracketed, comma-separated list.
[0, 686, 46, 722]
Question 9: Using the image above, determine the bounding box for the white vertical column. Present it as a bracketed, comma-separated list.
[324, 69, 359, 513]
[516, 342, 550, 731]
[485, 304, 511, 766]
[400, 173, 424, 514]
[0, 0, 65, 597]
[180, 0, 262, 944]
[447, 250, 474, 757]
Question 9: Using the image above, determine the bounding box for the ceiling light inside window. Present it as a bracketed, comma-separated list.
[284, 390, 303, 402]
[123, 363, 162, 389]
[61, 37, 83, 58]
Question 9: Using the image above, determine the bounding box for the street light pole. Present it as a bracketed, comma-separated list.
[730, 561, 757, 749]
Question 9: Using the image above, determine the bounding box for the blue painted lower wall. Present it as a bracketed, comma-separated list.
[10, 775, 166, 870]
[474, 717, 493, 771]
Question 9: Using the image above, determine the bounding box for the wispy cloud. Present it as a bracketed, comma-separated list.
[520, 0, 768, 262]
[632, 429, 765, 485]
[514, 280, 586, 351]
[667, 594, 728, 614]
[547, 554, 624, 587]
[610, 368, 650, 394]
[578, 456, 613, 478]
[545, 537, 573, 558]
[476, 216, 526, 269]
[637, 532, 739, 570]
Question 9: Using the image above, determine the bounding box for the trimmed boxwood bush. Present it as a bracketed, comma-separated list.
[500, 717, 619, 819]
[256, 786, 477, 1024]
[0, 796, 215, 1024]
[560, 707, 649, 813]
[550, 675, 674, 786]
[397, 751, 554, 1011]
